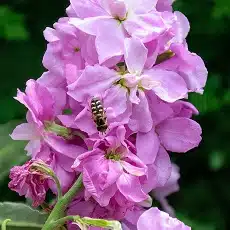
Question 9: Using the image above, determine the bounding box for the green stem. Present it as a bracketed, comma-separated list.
[1, 219, 11, 230]
[41, 174, 83, 230]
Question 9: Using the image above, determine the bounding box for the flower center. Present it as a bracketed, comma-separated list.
[44, 121, 72, 139]
[74, 47, 80, 52]
[105, 150, 121, 161]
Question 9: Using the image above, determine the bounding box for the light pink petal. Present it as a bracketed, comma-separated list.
[43, 27, 59, 42]
[48, 88, 66, 116]
[37, 71, 66, 89]
[43, 44, 64, 76]
[124, 13, 166, 43]
[124, 37, 148, 74]
[154, 146, 172, 187]
[137, 208, 191, 230]
[157, 117, 202, 153]
[74, 107, 97, 135]
[104, 0, 127, 19]
[57, 115, 79, 129]
[121, 160, 146, 177]
[146, 69, 188, 102]
[25, 140, 42, 157]
[146, 92, 173, 126]
[68, 65, 119, 102]
[102, 161, 123, 189]
[103, 85, 128, 117]
[69, 16, 112, 36]
[10, 123, 39, 140]
[174, 11, 190, 43]
[136, 129, 160, 164]
[95, 18, 125, 63]
[69, 0, 108, 18]
[128, 90, 152, 133]
[117, 173, 148, 202]
[125, 0, 157, 13]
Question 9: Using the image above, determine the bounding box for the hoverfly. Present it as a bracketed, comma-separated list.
[91, 97, 108, 133]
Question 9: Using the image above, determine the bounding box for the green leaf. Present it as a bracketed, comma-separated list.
[0, 202, 48, 229]
[0, 6, 29, 40]
[0, 121, 28, 183]
[209, 151, 225, 171]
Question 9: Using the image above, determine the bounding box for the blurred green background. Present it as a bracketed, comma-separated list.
[0, 0, 230, 229]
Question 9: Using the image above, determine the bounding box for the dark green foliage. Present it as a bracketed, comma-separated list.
[0, 0, 229, 229]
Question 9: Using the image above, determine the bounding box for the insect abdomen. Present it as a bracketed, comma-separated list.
[91, 98, 108, 133]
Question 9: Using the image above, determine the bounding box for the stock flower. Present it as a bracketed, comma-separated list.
[72, 126, 148, 206]
[69, 0, 169, 63]
[136, 208, 191, 230]
[156, 43, 208, 94]
[10, 79, 86, 158]
[8, 160, 49, 207]
[43, 18, 98, 76]
[68, 37, 188, 133]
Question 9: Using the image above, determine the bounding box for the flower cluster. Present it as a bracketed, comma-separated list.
[9, 0, 207, 229]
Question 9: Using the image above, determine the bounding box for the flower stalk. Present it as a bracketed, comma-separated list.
[41, 174, 83, 230]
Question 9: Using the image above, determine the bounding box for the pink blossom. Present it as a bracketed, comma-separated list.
[8, 160, 49, 207]
[136, 208, 191, 230]
[10, 79, 86, 159]
[156, 43, 208, 94]
[69, 0, 169, 63]
[43, 18, 98, 76]
[72, 126, 148, 206]
[68, 37, 188, 133]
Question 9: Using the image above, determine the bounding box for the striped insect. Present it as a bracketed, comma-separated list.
[91, 97, 108, 133]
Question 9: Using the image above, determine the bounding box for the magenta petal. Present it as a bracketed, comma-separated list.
[117, 173, 148, 202]
[136, 129, 160, 164]
[146, 69, 188, 102]
[124, 37, 148, 74]
[68, 65, 119, 102]
[157, 117, 202, 153]
[44, 134, 86, 158]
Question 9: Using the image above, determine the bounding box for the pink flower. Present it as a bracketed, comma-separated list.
[8, 160, 49, 207]
[10, 79, 86, 158]
[156, 43, 208, 94]
[68, 37, 188, 133]
[72, 126, 148, 206]
[69, 0, 169, 63]
[153, 163, 180, 217]
[135, 94, 202, 158]
[43, 18, 98, 76]
[136, 208, 191, 230]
